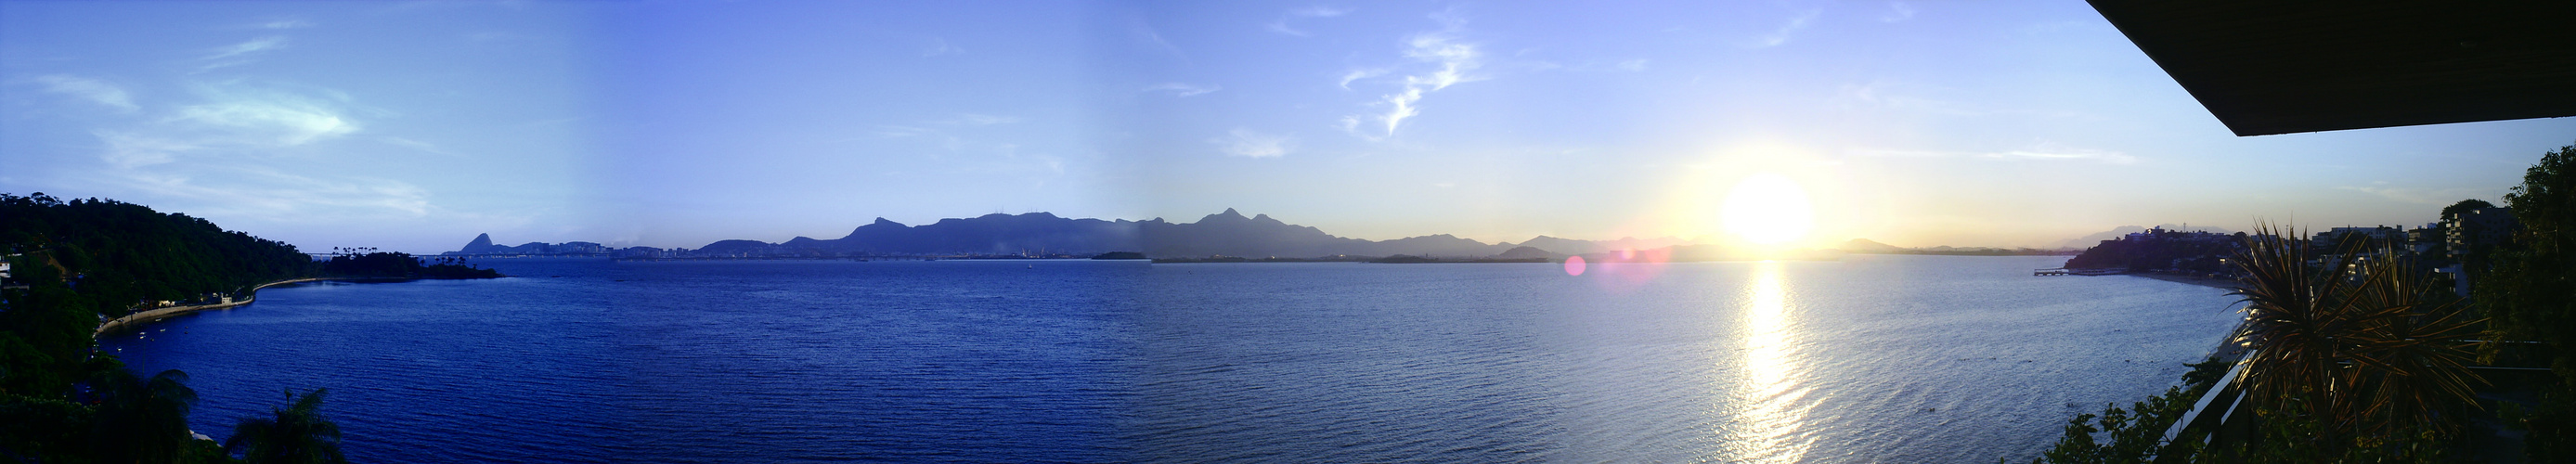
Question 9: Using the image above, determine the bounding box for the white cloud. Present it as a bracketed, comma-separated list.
[95, 131, 197, 168]
[1293, 6, 1353, 18]
[33, 74, 137, 111]
[923, 37, 963, 57]
[171, 96, 359, 146]
[84, 83, 366, 170]
[1881, 2, 1916, 23]
[955, 113, 1019, 125]
[1268, 6, 1353, 36]
[382, 136, 455, 156]
[874, 124, 933, 137]
[260, 19, 314, 30]
[1337, 68, 1387, 89]
[1985, 149, 2137, 164]
[1213, 128, 1292, 158]
[1343, 12, 1483, 139]
[1750, 9, 1821, 48]
[1848, 144, 2140, 164]
[110, 168, 435, 220]
[207, 36, 287, 60]
[1144, 82, 1222, 97]
[1267, 21, 1311, 37]
[1615, 58, 1649, 71]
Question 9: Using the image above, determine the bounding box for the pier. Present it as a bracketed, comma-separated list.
[2033, 267, 2126, 277]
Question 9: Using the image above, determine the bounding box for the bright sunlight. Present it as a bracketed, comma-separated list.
[1720, 173, 1815, 246]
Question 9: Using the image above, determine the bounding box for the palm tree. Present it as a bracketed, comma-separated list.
[225, 388, 346, 464]
[90, 368, 199, 464]
[2227, 225, 2483, 450]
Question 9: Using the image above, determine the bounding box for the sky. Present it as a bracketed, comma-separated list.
[5, 0, 2572, 253]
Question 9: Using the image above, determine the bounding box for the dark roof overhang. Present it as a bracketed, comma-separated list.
[2088, 1, 2576, 136]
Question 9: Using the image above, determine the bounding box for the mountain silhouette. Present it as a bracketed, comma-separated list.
[451, 209, 1698, 259]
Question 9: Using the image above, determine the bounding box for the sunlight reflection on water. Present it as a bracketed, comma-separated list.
[1721, 261, 1816, 462]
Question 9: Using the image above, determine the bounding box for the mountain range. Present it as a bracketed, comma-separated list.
[448, 209, 2141, 259]
[449, 209, 1699, 259]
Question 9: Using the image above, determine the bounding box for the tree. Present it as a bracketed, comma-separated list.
[91, 368, 201, 464]
[2226, 225, 2481, 455]
[2440, 199, 2496, 222]
[226, 388, 346, 464]
[2481, 142, 2576, 460]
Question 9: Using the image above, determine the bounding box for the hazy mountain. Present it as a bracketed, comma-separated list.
[449, 209, 1707, 259]
[457, 233, 500, 254]
[1510, 235, 1690, 255]
[1838, 238, 1909, 253]
[444, 235, 612, 255]
[2056, 225, 2237, 249]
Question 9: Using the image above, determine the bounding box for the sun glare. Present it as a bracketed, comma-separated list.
[1720, 173, 1815, 246]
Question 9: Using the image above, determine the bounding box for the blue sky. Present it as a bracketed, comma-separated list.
[6, 1, 2572, 252]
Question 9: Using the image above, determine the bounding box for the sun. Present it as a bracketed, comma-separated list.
[1720, 173, 1815, 246]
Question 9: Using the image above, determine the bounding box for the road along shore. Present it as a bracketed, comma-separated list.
[94, 277, 330, 336]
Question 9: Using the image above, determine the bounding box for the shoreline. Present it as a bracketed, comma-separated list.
[93, 277, 330, 336]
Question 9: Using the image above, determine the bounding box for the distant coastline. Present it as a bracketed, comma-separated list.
[95, 277, 328, 336]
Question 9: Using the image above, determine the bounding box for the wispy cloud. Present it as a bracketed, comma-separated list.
[95, 131, 197, 168]
[76, 82, 366, 171]
[1749, 9, 1821, 48]
[1881, 2, 1916, 23]
[1848, 144, 2140, 164]
[1343, 11, 1483, 139]
[923, 37, 963, 57]
[1143, 82, 1221, 97]
[206, 36, 287, 60]
[56, 79, 439, 221]
[1267, 6, 1353, 36]
[197, 35, 290, 72]
[382, 136, 455, 156]
[110, 168, 435, 220]
[169, 87, 360, 146]
[1337, 68, 1387, 89]
[1213, 128, 1292, 158]
[1986, 149, 2137, 164]
[32, 74, 137, 111]
[259, 19, 314, 30]
[955, 113, 1018, 125]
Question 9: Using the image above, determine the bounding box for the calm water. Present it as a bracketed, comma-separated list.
[100, 255, 2241, 463]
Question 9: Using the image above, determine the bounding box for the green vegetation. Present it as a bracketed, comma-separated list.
[2026, 354, 2230, 463]
[2034, 141, 2576, 462]
[3, 192, 311, 398]
[2063, 229, 2246, 274]
[2479, 143, 2576, 461]
[2220, 226, 2479, 460]
[226, 389, 347, 464]
[318, 250, 501, 279]
[2, 193, 347, 463]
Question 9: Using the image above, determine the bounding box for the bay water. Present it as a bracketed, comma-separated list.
[99, 255, 2241, 462]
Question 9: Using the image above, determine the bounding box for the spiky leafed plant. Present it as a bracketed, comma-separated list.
[2335, 246, 2484, 439]
[90, 368, 200, 464]
[2226, 225, 2485, 447]
[226, 388, 347, 464]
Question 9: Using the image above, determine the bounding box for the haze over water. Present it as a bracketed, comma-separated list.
[104, 255, 2239, 462]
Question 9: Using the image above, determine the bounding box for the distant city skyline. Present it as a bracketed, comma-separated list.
[6, 1, 2571, 253]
